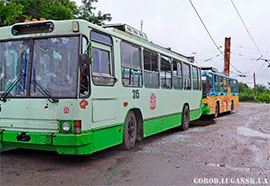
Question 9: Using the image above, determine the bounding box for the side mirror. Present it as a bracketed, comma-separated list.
[79, 54, 90, 76]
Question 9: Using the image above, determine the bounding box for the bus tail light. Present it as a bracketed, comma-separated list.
[74, 120, 81, 134]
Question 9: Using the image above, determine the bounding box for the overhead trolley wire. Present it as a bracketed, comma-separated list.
[255, 63, 269, 75]
[230, 62, 243, 74]
[235, 45, 269, 54]
[189, 0, 244, 76]
[230, 0, 264, 60]
[256, 68, 269, 77]
[188, 0, 223, 56]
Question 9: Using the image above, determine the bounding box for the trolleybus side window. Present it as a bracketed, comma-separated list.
[90, 31, 114, 86]
[235, 80, 239, 93]
[198, 68, 202, 90]
[223, 78, 227, 92]
[120, 41, 142, 87]
[218, 76, 226, 93]
[208, 74, 213, 93]
[228, 79, 232, 92]
[218, 76, 223, 93]
[160, 55, 172, 89]
[183, 63, 191, 90]
[231, 79, 235, 93]
[91, 31, 112, 45]
[233, 80, 237, 93]
[173, 60, 183, 89]
[219, 76, 224, 93]
[192, 66, 199, 90]
[144, 50, 159, 88]
[80, 36, 90, 97]
[215, 75, 219, 93]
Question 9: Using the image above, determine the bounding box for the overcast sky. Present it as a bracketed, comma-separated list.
[75, 0, 270, 87]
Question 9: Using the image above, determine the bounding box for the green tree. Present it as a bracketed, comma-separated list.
[0, 1, 24, 26]
[256, 84, 270, 94]
[238, 82, 270, 103]
[78, 0, 112, 25]
[256, 93, 270, 103]
[0, 0, 111, 26]
[12, 0, 78, 21]
[239, 82, 249, 93]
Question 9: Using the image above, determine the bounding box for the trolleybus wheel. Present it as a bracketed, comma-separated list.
[180, 105, 190, 131]
[121, 111, 137, 150]
[231, 101, 234, 112]
[214, 102, 219, 118]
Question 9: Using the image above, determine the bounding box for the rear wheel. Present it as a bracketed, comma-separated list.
[121, 111, 137, 150]
[180, 105, 190, 131]
[231, 101, 234, 111]
[214, 102, 219, 118]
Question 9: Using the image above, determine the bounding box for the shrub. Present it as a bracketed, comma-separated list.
[256, 93, 270, 103]
[239, 92, 255, 102]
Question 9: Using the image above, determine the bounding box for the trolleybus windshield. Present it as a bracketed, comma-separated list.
[0, 36, 79, 99]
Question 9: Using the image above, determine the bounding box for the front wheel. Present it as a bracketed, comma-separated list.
[180, 105, 190, 131]
[121, 111, 137, 150]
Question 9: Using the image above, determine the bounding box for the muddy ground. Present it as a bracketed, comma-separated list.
[1, 102, 270, 186]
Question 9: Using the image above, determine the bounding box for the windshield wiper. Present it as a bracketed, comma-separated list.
[0, 73, 25, 102]
[32, 80, 58, 103]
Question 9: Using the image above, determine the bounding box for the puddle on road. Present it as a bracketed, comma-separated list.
[154, 134, 191, 145]
[207, 163, 251, 172]
[237, 127, 270, 139]
[236, 127, 267, 168]
[234, 112, 244, 115]
[164, 134, 191, 143]
[138, 134, 191, 155]
[188, 128, 206, 132]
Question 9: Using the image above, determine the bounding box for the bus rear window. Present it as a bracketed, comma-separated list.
[12, 22, 54, 35]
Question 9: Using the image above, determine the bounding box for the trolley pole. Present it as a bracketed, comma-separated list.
[224, 37, 231, 76]
[253, 73, 257, 100]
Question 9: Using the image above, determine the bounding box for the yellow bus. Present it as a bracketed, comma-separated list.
[201, 69, 239, 117]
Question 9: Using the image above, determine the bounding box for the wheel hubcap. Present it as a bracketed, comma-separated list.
[128, 119, 135, 140]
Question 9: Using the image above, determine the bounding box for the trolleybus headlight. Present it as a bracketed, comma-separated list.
[62, 122, 70, 132]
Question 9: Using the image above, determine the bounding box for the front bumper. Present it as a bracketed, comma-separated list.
[202, 106, 211, 115]
[0, 130, 93, 155]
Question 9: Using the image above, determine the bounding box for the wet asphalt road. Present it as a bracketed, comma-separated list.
[1, 102, 270, 186]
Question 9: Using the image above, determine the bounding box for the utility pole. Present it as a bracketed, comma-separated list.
[253, 73, 256, 100]
[224, 37, 231, 76]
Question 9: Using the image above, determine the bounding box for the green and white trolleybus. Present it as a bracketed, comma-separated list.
[0, 19, 202, 155]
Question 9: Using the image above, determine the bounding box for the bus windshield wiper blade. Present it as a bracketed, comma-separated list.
[32, 80, 58, 103]
[0, 73, 25, 102]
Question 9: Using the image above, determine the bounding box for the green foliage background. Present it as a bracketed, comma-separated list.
[239, 82, 270, 103]
[0, 0, 111, 26]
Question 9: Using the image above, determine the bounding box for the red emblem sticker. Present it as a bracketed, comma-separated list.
[80, 99, 89, 109]
[150, 93, 156, 110]
[63, 107, 70, 114]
